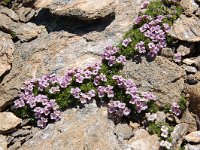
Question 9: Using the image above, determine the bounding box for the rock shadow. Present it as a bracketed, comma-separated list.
[31, 9, 115, 35]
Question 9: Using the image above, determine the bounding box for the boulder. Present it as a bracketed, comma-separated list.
[0, 6, 19, 21]
[183, 65, 198, 74]
[34, 0, 55, 8]
[180, 110, 198, 133]
[0, 13, 45, 42]
[170, 123, 189, 149]
[177, 44, 193, 56]
[0, 34, 14, 77]
[15, 7, 36, 22]
[115, 123, 134, 140]
[35, 0, 117, 21]
[185, 143, 200, 150]
[19, 104, 123, 150]
[169, 15, 200, 42]
[185, 83, 200, 118]
[184, 131, 200, 143]
[0, 135, 7, 150]
[126, 129, 160, 150]
[121, 56, 186, 106]
[0, 112, 22, 134]
[180, 0, 199, 16]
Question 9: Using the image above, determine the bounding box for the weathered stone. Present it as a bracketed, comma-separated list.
[156, 111, 166, 123]
[15, 7, 35, 22]
[11, 129, 31, 137]
[180, 0, 199, 16]
[8, 141, 21, 150]
[185, 83, 200, 118]
[0, 34, 14, 77]
[0, 135, 7, 150]
[115, 123, 134, 140]
[171, 123, 189, 149]
[34, 0, 55, 8]
[36, 0, 117, 20]
[160, 47, 174, 60]
[0, 13, 45, 42]
[121, 56, 186, 106]
[15, 22, 45, 42]
[183, 65, 198, 74]
[181, 110, 198, 133]
[129, 122, 140, 130]
[185, 143, 200, 150]
[169, 15, 200, 42]
[19, 104, 123, 150]
[194, 56, 200, 70]
[166, 114, 180, 124]
[0, 6, 19, 21]
[126, 129, 160, 150]
[183, 58, 196, 66]
[0, 112, 22, 134]
[177, 44, 193, 56]
[184, 131, 200, 143]
[0, 0, 146, 110]
[186, 72, 200, 85]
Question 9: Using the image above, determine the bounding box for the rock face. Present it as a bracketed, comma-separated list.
[180, 110, 197, 133]
[126, 129, 160, 150]
[180, 0, 199, 16]
[0, 13, 45, 42]
[0, 112, 22, 134]
[35, 0, 117, 20]
[171, 123, 189, 149]
[184, 131, 200, 143]
[19, 103, 124, 150]
[169, 15, 200, 42]
[121, 56, 186, 105]
[185, 143, 200, 150]
[185, 83, 200, 118]
[0, 0, 146, 110]
[0, 34, 14, 77]
[0, 135, 7, 150]
[0, 5, 19, 21]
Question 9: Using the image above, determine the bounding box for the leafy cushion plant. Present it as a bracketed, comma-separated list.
[13, 0, 186, 149]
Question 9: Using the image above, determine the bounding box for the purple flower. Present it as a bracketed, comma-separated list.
[37, 117, 48, 128]
[135, 41, 146, 53]
[75, 73, 84, 83]
[123, 107, 131, 116]
[70, 87, 81, 99]
[122, 38, 132, 47]
[116, 55, 126, 65]
[84, 70, 92, 79]
[14, 99, 25, 108]
[50, 110, 61, 121]
[174, 53, 182, 63]
[141, 1, 149, 9]
[142, 92, 156, 101]
[49, 86, 60, 94]
[171, 102, 181, 116]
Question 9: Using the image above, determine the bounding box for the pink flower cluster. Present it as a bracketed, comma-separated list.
[171, 102, 181, 116]
[102, 46, 126, 66]
[174, 52, 182, 63]
[135, 15, 171, 57]
[112, 75, 156, 113]
[108, 100, 131, 117]
[14, 79, 61, 128]
[97, 85, 114, 98]
[74, 63, 101, 84]
[70, 88, 96, 104]
[122, 38, 132, 47]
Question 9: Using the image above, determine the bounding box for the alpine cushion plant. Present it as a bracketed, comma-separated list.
[12, 1, 188, 149]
